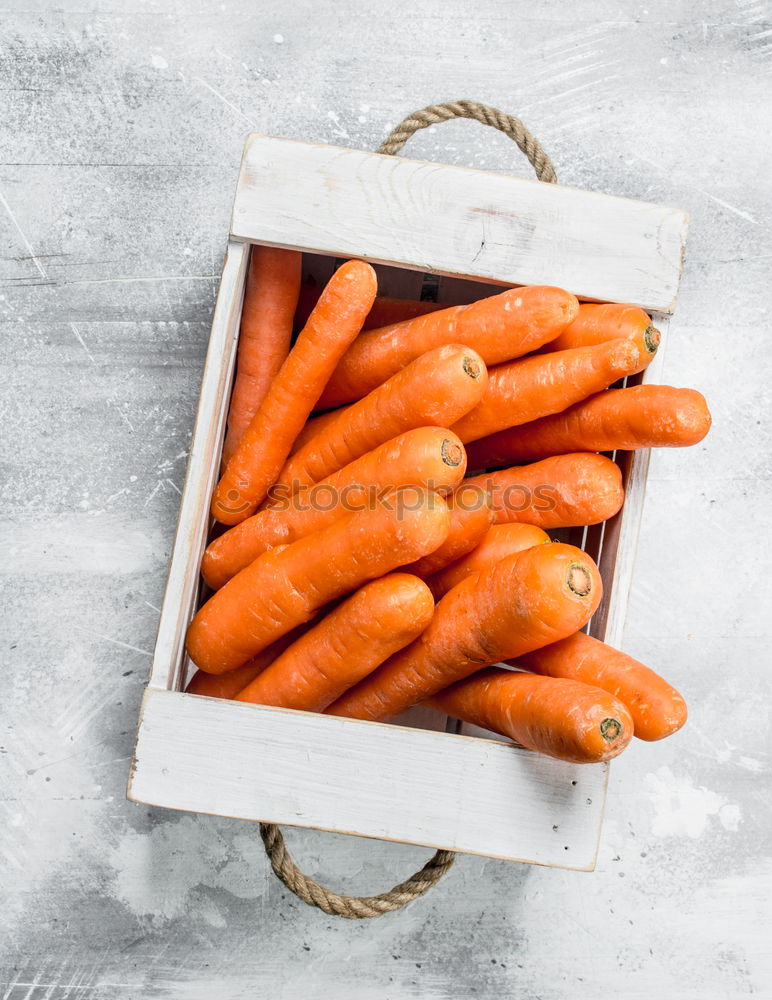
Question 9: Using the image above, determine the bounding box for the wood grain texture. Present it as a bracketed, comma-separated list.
[129, 688, 608, 870]
[231, 135, 688, 311]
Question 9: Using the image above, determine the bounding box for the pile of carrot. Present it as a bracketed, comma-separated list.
[184, 249, 711, 766]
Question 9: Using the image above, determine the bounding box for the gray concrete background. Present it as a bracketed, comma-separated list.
[1, 1, 770, 997]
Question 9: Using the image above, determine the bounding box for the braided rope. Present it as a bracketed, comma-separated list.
[377, 99, 557, 183]
[259, 101, 556, 919]
[260, 823, 455, 918]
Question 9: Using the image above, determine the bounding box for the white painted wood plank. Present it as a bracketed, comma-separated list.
[129, 689, 608, 870]
[589, 314, 671, 647]
[147, 239, 249, 691]
[231, 135, 688, 312]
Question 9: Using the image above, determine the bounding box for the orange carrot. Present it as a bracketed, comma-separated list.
[451, 337, 648, 444]
[212, 260, 377, 525]
[317, 285, 579, 408]
[187, 487, 450, 674]
[463, 453, 623, 529]
[222, 247, 302, 465]
[288, 406, 343, 456]
[363, 296, 444, 330]
[426, 668, 633, 763]
[514, 632, 688, 742]
[202, 427, 466, 590]
[326, 542, 601, 721]
[185, 627, 305, 699]
[295, 283, 443, 331]
[542, 302, 660, 363]
[426, 523, 550, 600]
[235, 575, 434, 712]
[276, 345, 487, 490]
[466, 386, 712, 468]
[400, 484, 494, 579]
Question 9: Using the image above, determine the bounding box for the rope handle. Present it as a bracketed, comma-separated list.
[260, 100, 556, 919]
[260, 823, 455, 919]
[377, 99, 558, 183]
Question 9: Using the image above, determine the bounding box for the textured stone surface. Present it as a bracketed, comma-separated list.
[1, 1, 770, 997]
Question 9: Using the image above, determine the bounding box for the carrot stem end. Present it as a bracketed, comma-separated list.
[566, 562, 592, 597]
[600, 717, 623, 742]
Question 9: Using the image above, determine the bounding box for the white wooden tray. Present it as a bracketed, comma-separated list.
[128, 135, 685, 870]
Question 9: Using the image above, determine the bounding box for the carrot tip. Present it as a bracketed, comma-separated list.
[644, 325, 661, 354]
[600, 717, 624, 742]
[462, 356, 483, 379]
[566, 562, 593, 597]
[441, 439, 465, 468]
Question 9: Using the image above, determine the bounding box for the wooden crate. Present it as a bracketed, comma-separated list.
[127, 135, 687, 870]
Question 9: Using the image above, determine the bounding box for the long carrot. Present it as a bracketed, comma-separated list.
[317, 285, 580, 408]
[362, 296, 444, 330]
[295, 283, 443, 331]
[212, 260, 377, 525]
[542, 302, 660, 363]
[276, 345, 487, 491]
[466, 386, 712, 468]
[463, 453, 623, 529]
[185, 627, 305, 700]
[235, 574, 434, 712]
[187, 487, 450, 674]
[288, 406, 343, 456]
[514, 632, 687, 742]
[426, 668, 633, 763]
[326, 542, 601, 721]
[400, 484, 494, 579]
[451, 337, 648, 444]
[426, 522, 550, 600]
[202, 427, 466, 590]
[222, 247, 302, 465]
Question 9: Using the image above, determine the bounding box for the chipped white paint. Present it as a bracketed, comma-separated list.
[644, 767, 742, 839]
[111, 815, 267, 924]
[0, 514, 165, 576]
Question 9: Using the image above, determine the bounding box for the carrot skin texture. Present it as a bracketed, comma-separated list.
[400, 485, 494, 579]
[201, 427, 467, 590]
[185, 627, 305, 699]
[212, 260, 378, 525]
[426, 668, 633, 763]
[294, 285, 443, 332]
[326, 542, 602, 722]
[514, 632, 688, 742]
[427, 522, 550, 600]
[235, 575, 434, 712]
[187, 488, 450, 675]
[222, 247, 302, 465]
[541, 302, 660, 362]
[466, 386, 712, 468]
[289, 406, 344, 456]
[317, 285, 580, 408]
[277, 345, 487, 490]
[463, 453, 624, 529]
[451, 338, 645, 444]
